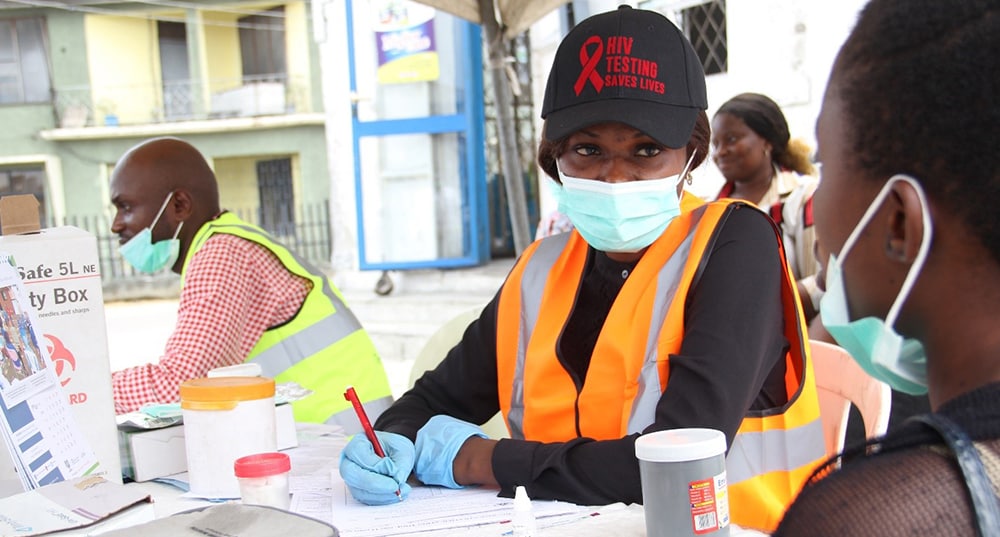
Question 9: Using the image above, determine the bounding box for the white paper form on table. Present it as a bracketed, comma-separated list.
[327, 472, 594, 537]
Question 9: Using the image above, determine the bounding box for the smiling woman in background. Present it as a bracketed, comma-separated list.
[711, 93, 822, 320]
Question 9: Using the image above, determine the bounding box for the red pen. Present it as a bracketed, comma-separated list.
[344, 385, 402, 500]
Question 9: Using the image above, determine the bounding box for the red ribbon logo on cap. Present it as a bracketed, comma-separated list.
[574, 35, 604, 96]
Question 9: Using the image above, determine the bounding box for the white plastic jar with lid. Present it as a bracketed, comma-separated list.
[634, 428, 730, 536]
[181, 376, 277, 499]
[234, 452, 291, 509]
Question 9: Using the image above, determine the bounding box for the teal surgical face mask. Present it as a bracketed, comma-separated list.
[555, 151, 696, 253]
[819, 175, 932, 395]
[119, 191, 184, 274]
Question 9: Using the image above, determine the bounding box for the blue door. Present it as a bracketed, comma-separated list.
[346, 0, 488, 270]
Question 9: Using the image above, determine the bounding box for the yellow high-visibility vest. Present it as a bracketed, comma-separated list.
[183, 213, 392, 431]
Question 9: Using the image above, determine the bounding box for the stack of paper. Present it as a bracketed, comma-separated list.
[0, 474, 152, 536]
[326, 477, 596, 537]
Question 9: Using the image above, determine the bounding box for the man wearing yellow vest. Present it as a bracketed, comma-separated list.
[338, 6, 826, 532]
[108, 137, 392, 433]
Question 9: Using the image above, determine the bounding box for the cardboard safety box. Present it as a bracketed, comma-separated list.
[0, 195, 122, 495]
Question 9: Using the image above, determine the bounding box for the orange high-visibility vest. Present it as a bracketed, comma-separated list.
[496, 199, 824, 532]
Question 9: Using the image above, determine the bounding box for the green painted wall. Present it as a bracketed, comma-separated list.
[47, 11, 89, 92]
[0, 106, 54, 154]
[49, 138, 139, 218]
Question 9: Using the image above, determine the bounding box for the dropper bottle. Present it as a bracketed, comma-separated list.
[512, 485, 537, 537]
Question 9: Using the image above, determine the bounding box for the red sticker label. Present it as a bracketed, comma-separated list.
[688, 477, 720, 534]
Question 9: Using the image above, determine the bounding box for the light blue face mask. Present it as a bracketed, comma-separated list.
[819, 174, 932, 395]
[554, 151, 696, 253]
[119, 192, 184, 274]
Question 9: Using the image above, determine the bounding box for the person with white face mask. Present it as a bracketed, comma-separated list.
[108, 137, 392, 430]
[339, 6, 825, 532]
[773, 0, 1000, 535]
[117, 191, 183, 274]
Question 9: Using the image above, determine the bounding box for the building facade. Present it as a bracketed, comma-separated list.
[0, 1, 332, 292]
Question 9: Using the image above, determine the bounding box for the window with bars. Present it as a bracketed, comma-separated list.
[0, 17, 51, 104]
[256, 157, 294, 237]
[640, 0, 727, 75]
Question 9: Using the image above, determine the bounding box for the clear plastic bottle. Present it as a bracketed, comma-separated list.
[512, 485, 537, 537]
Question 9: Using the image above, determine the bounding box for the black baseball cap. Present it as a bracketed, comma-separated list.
[540, 5, 708, 149]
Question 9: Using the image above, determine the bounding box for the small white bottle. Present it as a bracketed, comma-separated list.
[512, 485, 537, 537]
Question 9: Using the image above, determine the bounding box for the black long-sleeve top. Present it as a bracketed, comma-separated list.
[775, 383, 1000, 536]
[375, 204, 790, 505]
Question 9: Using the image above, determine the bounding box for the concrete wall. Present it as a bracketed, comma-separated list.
[286, 1, 316, 110]
[202, 11, 243, 93]
[85, 15, 160, 126]
[48, 10, 90, 94]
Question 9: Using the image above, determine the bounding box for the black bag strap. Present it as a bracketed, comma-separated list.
[909, 413, 1000, 537]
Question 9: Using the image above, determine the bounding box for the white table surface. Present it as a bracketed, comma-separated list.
[124, 479, 765, 537]
[122, 423, 767, 536]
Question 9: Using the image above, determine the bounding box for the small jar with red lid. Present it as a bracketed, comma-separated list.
[234, 452, 291, 509]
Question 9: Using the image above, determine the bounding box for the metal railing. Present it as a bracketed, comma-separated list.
[53, 74, 311, 128]
[45, 201, 332, 300]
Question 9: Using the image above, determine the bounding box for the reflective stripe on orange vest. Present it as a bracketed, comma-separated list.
[496, 199, 824, 532]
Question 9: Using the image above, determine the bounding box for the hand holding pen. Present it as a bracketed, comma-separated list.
[339, 386, 414, 505]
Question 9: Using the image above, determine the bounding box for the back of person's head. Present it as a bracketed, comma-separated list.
[536, 5, 710, 181]
[830, 0, 999, 265]
[715, 92, 814, 176]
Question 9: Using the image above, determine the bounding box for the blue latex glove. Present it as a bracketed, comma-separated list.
[339, 431, 415, 505]
[414, 415, 488, 488]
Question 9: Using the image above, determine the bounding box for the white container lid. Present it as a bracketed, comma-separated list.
[208, 363, 263, 378]
[635, 428, 726, 462]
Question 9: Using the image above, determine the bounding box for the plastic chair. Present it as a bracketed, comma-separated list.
[409, 307, 509, 439]
[810, 339, 892, 456]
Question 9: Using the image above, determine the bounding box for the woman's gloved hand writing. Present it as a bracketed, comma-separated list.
[338, 431, 415, 505]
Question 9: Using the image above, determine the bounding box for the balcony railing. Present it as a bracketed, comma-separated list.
[52, 74, 311, 128]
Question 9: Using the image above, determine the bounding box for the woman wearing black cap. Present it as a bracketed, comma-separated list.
[339, 6, 825, 532]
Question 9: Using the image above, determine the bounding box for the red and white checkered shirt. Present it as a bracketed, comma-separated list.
[112, 233, 310, 414]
